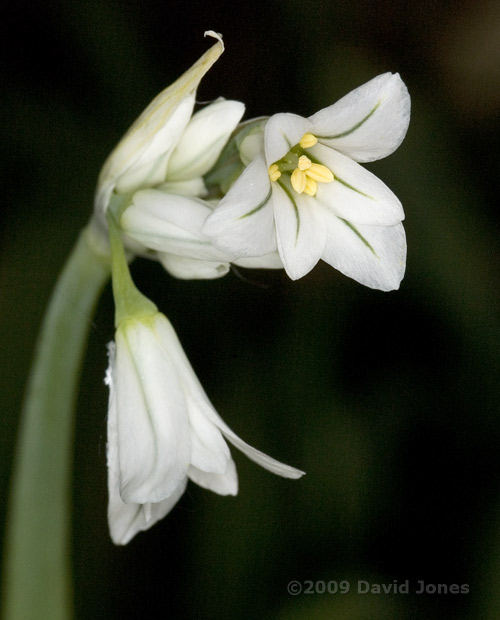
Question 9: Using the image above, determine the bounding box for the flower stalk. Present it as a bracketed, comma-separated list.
[2, 227, 110, 620]
[106, 198, 157, 326]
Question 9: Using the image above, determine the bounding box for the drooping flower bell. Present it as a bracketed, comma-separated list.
[203, 73, 411, 290]
[106, 311, 304, 545]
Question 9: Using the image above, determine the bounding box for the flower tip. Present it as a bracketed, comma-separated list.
[204, 30, 224, 52]
[286, 467, 306, 479]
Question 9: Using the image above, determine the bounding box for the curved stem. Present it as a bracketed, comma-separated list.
[2, 226, 110, 620]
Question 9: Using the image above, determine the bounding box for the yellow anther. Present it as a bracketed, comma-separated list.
[306, 163, 334, 184]
[291, 168, 307, 194]
[303, 177, 318, 196]
[268, 163, 281, 182]
[299, 133, 318, 148]
[297, 155, 312, 171]
[271, 138, 334, 196]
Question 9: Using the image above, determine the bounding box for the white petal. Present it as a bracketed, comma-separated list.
[151, 315, 225, 428]
[188, 459, 238, 496]
[216, 421, 305, 479]
[264, 113, 313, 164]
[239, 130, 265, 166]
[106, 343, 187, 544]
[272, 183, 326, 280]
[309, 73, 411, 162]
[321, 217, 406, 291]
[202, 155, 277, 257]
[122, 190, 233, 261]
[123, 189, 207, 235]
[108, 478, 187, 546]
[115, 319, 191, 504]
[158, 253, 230, 279]
[168, 99, 245, 181]
[234, 252, 283, 270]
[152, 315, 305, 480]
[186, 395, 232, 474]
[114, 97, 195, 194]
[309, 144, 404, 226]
[157, 177, 208, 197]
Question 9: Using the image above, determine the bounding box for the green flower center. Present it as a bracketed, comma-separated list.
[268, 134, 334, 196]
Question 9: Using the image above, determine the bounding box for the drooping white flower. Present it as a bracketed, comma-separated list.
[202, 73, 411, 290]
[106, 312, 304, 545]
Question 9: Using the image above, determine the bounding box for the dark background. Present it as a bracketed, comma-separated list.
[2, 0, 500, 618]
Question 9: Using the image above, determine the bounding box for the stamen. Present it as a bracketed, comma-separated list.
[268, 163, 281, 182]
[304, 178, 318, 196]
[291, 168, 307, 194]
[299, 133, 318, 148]
[269, 139, 334, 197]
[306, 163, 334, 183]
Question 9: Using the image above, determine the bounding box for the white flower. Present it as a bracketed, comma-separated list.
[202, 73, 411, 290]
[94, 32, 239, 223]
[114, 97, 256, 280]
[121, 188, 282, 279]
[91, 31, 258, 280]
[106, 312, 304, 545]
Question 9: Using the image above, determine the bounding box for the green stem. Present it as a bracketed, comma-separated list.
[106, 207, 157, 326]
[2, 226, 111, 620]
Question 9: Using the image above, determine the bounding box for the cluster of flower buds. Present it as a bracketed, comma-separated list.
[94, 31, 410, 544]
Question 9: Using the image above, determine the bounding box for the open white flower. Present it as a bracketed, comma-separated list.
[203, 73, 411, 290]
[106, 312, 304, 545]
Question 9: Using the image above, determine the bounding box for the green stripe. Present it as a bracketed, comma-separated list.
[335, 176, 373, 199]
[306, 154, 373, 200]
[277, 180, 300, 244]
[238, 186, 272, 219]
[319, 100, 381, 140]
[341, 219, 377, 256]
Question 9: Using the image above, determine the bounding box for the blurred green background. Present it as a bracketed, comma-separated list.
[2, 0, 500, 618]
